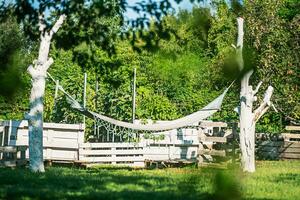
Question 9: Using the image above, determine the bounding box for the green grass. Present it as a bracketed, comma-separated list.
[0, 161, 299, 200]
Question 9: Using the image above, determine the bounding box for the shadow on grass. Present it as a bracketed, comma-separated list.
[274, 173, 300, 187]
[0, 166, 246, 200]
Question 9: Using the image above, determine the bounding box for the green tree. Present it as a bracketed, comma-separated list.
[244, 0, 300, 130]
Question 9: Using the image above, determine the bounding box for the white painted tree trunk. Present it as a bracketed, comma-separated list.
[236, 18, 274, 173]
[26, 15, 66, 172]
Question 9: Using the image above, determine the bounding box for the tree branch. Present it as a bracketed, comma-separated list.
[237, 17, 244, 71]
[254, 106, 270, 123]
[38, 14, 46, 33]
[253, 81, 263, 95]
[49, 15, 66, 38]
[237, 17, 244, 49]
[43, 57, 54, 72]
[254, 86, 274, 122]
[263, 86, 274, 106]
[27, 64, 38, 78]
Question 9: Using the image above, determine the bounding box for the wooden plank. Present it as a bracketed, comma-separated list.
[80, 156, 144, 162]
[282, 133, 300, 140]
[145, 155, 170, 161]
[80, 143, 144, 148]
[51, 131, 82, 139]
[202, 137, 227, 143]
[82, 162, 145, 168]
[79, 149, 144, 156]
[279, 147, 300, 153]
[4, 120, 84, 131]
[283, 142, 300, 148]
[279, 153, 300, 159]
[199, 121, 227, 128]
[199, 149, 226, 157]
[0, 146, 17, 153]
[44, 123, 85, 131]
[286, 126, 300, 131]
[44, 140, 79, 149]
[49, 149, 78, 160]
[148, 141, 199, 146]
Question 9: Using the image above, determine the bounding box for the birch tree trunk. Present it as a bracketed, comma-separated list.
[236, 18, 274, 173]
[26, 15, 66, 172]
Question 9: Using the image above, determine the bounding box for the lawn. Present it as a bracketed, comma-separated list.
[0, 161, 299, 200]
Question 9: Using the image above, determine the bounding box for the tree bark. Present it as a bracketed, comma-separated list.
[236, 18, 274, 172]
[26, 15, 66, 172]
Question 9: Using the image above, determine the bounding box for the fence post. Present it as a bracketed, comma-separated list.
[132, 68, 137, 123]
[232, 122, 238, 164]
[197, 128, 204, 166]
[83, 73, 87, 126]
[111, 145, 116, 164]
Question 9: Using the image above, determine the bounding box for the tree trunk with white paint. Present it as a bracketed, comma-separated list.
[26, 15, 66, 172]
[236, 18, 274, 172]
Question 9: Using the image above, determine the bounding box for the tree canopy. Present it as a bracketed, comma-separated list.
[0, 0, 299, 136]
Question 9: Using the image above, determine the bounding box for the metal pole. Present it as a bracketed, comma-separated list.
[95, 74, 99, 110]
[51, 80, 59, 119]
[54, 80, 59, 99]
[83, 73, 87, 126]
[132, 68, 137, 123]
[94, 74, 99, 140]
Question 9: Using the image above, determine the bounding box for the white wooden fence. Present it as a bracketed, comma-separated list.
[1, 120, 230, 167]
[0, 120, 84, 161]
[142, 128, 200, 161]
[79, 143, 145, 167]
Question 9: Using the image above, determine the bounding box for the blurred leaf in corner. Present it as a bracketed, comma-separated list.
[0, 14, 27, 99]
[213, 168, 242, 200]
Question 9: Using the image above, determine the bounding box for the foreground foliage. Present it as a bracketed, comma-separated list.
[0, 161, 299, 200]
[0, 1, 299, 135]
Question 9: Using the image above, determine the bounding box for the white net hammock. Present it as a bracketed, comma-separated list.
[48, 73, 231, 134]
[60, 87, 229, 132]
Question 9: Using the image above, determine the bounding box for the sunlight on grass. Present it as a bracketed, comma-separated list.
[0, 161, 299, 199]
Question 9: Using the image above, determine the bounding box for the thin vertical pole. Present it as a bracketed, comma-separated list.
[54, 80, 59, 99]
[232, 122, 237, 164]
[95, 74, 99, 140]
[83, 73, 87, 126]
[95, 74, 99, 110]
[51, 80, 59, 120]
[132, 68, 137, 123]
[94, 119, 97, 140]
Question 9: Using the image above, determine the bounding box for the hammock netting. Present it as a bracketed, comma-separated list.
[48, 73, 230, 136]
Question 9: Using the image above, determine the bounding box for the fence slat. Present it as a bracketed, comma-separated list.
[285, 126, 300, 131]
[79, 149, 144, 156]
[80, 156, 144, 162]
[199, 149, 226, 157]
[202, 137, 227, 143]
[279, 153, 300, 159]
[0, 146, 17, 153]
[80, 143, 144, 148]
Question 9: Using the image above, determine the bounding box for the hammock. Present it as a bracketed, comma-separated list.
[59, 85, 229, 132]
[48, 73, 231, 132]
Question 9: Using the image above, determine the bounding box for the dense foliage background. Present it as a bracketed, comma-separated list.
[0, 0, 299, 135]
